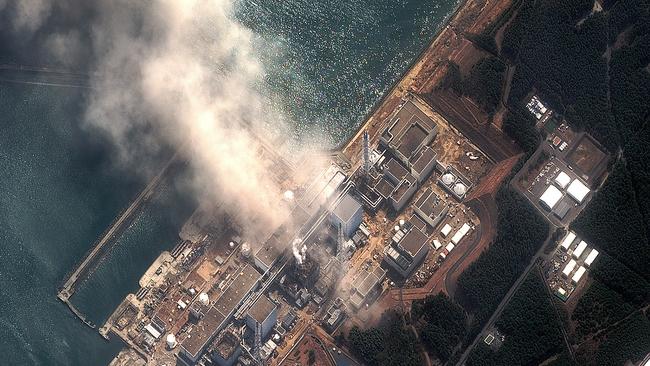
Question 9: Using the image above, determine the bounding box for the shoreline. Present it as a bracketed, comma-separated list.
[335, 0, 469, 154]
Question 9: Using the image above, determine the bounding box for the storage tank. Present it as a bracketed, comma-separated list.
[166, 334, 177, 349]
[441, 173, 455, 185]
[453, 183, 467, 196]
[199, 292, 209, 306]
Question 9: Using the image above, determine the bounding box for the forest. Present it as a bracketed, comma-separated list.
[571, 279, 636, 342]
[466, 272, 565, 366]
[347, 311, 421, 366]
[461, 57, 506, 117]
[456, 183, 549, 339]
[589, 312, 650, 365]
[412, 293, 468, 362]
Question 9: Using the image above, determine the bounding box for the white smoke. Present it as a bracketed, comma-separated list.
[79, 0, 324, 241]
[291, 238, 307, 265]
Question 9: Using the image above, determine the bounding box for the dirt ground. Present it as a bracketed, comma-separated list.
[280, 333, 333, 366]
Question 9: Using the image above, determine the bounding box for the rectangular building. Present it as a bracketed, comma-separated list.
[413, 188, 449, 229]
[384, 225, 429, 278]
[572, 240, 588, 259]
[562, 259, 577, 277]
[572, 266, 586, 284]
[584, 248, 599, 267]
[559, 231, 576, 251]
[330, 193, 363, 238]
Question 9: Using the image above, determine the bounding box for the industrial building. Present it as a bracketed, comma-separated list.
[559, 231, 576, 251]
[383, 158, 418, 211]
[572, 240, 588, 259]
[179, 264, 261, 364]
[349, 266, 387, 310]
[566, 179, 590, 203]
[245, 295, 278, 340]
[384, 224, 429, 278]
[380, 100, 439, 167]
[330, 193, 363, 238]
[413, 188, 449, 229]
[208, 328, 242, 366]
[539, 185, 563, 210]
[584, 248, 599, 267]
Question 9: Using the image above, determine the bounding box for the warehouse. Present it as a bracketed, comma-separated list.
[559, 231, 576, 251]
[539, 185, 563, 210]
[554, 171, 571, 189]
[562, 259, 577, 277]
[572, 240, 588, 259]
[451, 223, 471, 245]
[572, 266, 586, 284]
[566, 179, 590, 203]
[584, 248, 599, 267]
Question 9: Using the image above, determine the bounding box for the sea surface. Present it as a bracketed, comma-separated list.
[0, 0, 458, 364]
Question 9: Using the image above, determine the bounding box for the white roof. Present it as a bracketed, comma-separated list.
[562, 259, 577, 277]
[540, 185, 563, 209]
[445, 243, 455, 252]
[554, 172, 571, 189]
[567, 179, 589, 203]
[573, 240, 588, 259]
[432, 239, 442, 250]
[584, 248, 599, 267]
[560, 231, 576, 250]
[451, 223, 471, 244]
[572, 266, 586, 284]
[145, 324, 161, 339]
[441, 224, 452, 237]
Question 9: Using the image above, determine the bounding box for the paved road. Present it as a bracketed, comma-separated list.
[456, 226, 554, 366]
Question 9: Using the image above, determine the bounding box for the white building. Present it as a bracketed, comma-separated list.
[567, 179, 590, 203]
[554, 171, 571, 189]
[540, 185, 563, 210]
[562, 259, 577, 277]
[572, 266, 586, 284]
[584, 248, 599, 267]
[559, 231, 576, 251]
[572, 240, 588, 259]
[451, 223, 471, 245]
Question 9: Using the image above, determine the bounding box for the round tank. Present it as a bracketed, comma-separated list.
[228, 241, 235, 249]
[272, 334, 281, 342]
[442, 173, 455, 185]
[241, 242, 252, 258]
[453, 183, 467, 196]
[394, 225, 400, 232]
[166, 334, 177, 349]
[199, 292, 209, 306]
[399, 219, 405, 226]
[283, 190, 295, 201]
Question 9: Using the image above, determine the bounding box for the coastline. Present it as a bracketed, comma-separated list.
[335, 0, 468, 155]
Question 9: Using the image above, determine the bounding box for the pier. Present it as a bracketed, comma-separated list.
[57, 151, 181, 327]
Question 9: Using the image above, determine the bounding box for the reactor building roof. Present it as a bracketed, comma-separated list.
[213, 264, 261, 317]
[247, 295, 277, 325]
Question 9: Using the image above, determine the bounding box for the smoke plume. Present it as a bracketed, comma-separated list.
[81, 0, 324, 241]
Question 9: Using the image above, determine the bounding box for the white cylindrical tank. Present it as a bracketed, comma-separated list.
[453, 183, 467, 196]
[442, 173, 455, 185]
[241, 242, 252, 258]
[228, 241, 235, 249]
[394, 225, 400, 232]
[166, 334, 177, 349]
[399, 219, 405, 226]
[283, 190, 295, 201]
[199, 292, 209, 306]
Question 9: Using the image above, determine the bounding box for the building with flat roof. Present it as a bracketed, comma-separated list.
[572, 240, 588, 259]
[540, 185, 563, 210]
[330, 193, 363, 238]
[349, 266, 386, 309]
[559, 231, 576, 251]
[584, 248, 599, 267]
[180, 265, 261, 364]
[413, 188, 449, 229]
[380, 100, 438, 167]
[383, 158, 417, 211]
[384, 225, 429, 278]
[246, 295, 277, 340]
[409, 146, 437, 184]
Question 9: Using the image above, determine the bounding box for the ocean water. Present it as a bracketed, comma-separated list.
[0, 0, 458, 365]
